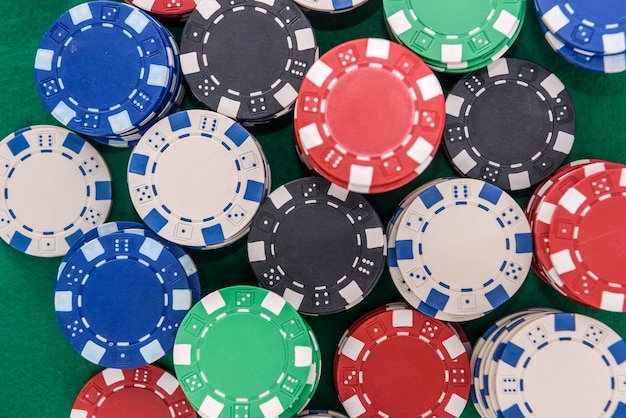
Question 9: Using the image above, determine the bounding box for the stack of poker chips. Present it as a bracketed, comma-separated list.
[34, 2, 185, 147]
[471, 309, 626, 417]
[387, 178, 533, 321]
[526, 159, 626, 311]
[534, 0, 626, 73]
[383, 0, 525, 73]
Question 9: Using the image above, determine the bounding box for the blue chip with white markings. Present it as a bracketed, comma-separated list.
[34, 1, 174, 139]
[0, 125, 112, 257]
[127, 109, 270, 249]
[536, 0, 626, 55]
[54, 231, 194, 368]
[394, 178, 532, 317]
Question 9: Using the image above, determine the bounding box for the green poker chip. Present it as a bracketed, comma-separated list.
[174, 285, 320, 417]
[383, 0, 526, 69]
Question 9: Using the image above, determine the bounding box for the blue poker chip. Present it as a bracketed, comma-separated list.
[65, 221, 202, 304]
[34, 2, 182, 142]
[535, 0, 626, 55]
[54, 231, 194, 368]
[537, 15, 626, 73]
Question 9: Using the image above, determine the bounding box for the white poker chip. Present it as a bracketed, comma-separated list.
[127, 109, 270, 248]
[0, 125, 112, 257]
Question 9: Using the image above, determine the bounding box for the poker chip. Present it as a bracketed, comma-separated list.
[127, 109, 271, 249]
[294, 38, 445, 194]
[383, 0, 525, 73]
[180, 0, 318, 125]
[334, 303, 471, 417]
[388, 178, 532, 320]
[526, 159, 626, 310]
[126, 0, 199, 22]
[443, 58, 576, 191]
[534, 2, 626, 73]
[173, 285, 321, 417]
[298, 410, 348, 418]
[472, 310, 626, 417]
[247, 177, 386, 315]
[34, 2, 184, 146]
[293, 0, 367, 14]
[0, 125, 112, 257]
[65, 221, 202, 305]
[55, 230, 195, 368]
[71, 365, 195, 417]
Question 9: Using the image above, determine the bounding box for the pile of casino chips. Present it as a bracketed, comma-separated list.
[443, 57, 576, 192]
[526, 159, 626, 311]
[387, 178, 533, 321]
[0, 125, 113, 257]
[127, 109, 271, 250]
[173, 285, 322, 417]
[294, 38, 445, 194]
[247, 177, 387, 315]
[179, 0, 318, 125]
[334, 302, 472, 418]
[471, 309, 626, 418]
[34, 2, 185, 147]
[534, 1, 626, 73]
[382, 0, 525, 73]
[54, 221, 201, 368]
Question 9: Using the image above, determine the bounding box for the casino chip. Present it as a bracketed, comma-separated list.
[334, 303, 471, 418]
[294, 38, 445, 194]
[299, 410, 348, 418]
[173, 285, 321, 417]
[35, 2, 184, 146]
[55, 231, 195, 368]
[180, 0, 318, 124]
[293, 0, 366, 14]
[0, 125, 112, 257]
[472, 310, 626, 418]
[383, 0, 525, 73]
[247, 177, 386, 315]
[71, 365, 195, 417]
[127, 0, 199, 22]
[127, 109, 270, 249]
[443, 58, 576, 191]
[389, 178, 532, 319]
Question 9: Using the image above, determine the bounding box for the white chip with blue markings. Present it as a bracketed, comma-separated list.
[394, 178, 532, 316]
[0, 125, 112, 257]
[127, 109, 269, 248]
[492, 312, 626, 418]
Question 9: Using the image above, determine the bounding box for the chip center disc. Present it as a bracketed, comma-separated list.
[413, 0, 493, 35]
[325, 67, 414, 156]
[153, 135, 238, 219]
[96, 387, 171, 418]
[6, 153, 85, 231]
[467, 83, 551, 166]
[196, 313, 287, 397]
[274, 204, 359, 285]
[522, 341, 612, 417]
[362, 335, 445, 415]
[81, 259, 164, 341]
[60, 26, 141, 109]
[577, 196, 626, 282]
[204, 9, 289, 94]
[421, 205, 505, 290]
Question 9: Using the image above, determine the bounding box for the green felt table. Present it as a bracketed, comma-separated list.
[1, 1, 625, 417]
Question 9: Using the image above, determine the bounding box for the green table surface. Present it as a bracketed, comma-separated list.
[1, 1, 625, 417]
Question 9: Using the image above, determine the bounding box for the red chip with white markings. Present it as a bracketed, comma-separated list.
[334, 304, 470, 417]
[295, 38, 445, 194]
[71, 365, 195, 418]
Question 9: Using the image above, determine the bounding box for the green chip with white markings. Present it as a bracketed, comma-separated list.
[174, 285, 319, 418]
[383, 0, 525, 67]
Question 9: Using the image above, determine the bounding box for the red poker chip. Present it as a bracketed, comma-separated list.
[334, 305, 470, 417]
[294, 38, 445, 194]
[71, 365, 195, 418]
[127, 0, 198, 17]
[532, 161, 623, 303]
[548, 166, 626, 311]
